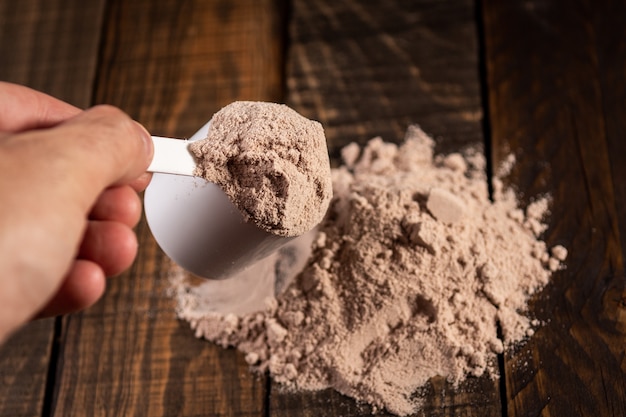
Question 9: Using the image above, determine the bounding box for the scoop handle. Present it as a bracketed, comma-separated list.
[147, 136, 197, 176]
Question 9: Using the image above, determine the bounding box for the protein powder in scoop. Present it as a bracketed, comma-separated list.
[190, 101, 332, 237]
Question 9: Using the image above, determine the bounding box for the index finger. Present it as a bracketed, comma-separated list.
[0, 82, 81, 133]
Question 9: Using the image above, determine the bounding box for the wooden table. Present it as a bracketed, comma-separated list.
[1, 1, 624, 416]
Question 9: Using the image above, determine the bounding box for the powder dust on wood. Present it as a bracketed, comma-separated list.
[189, 101, 333, 237]
[173, 125, 567, 416]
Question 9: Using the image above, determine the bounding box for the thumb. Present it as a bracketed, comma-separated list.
[10, 105, 154, 213]
[56, 104, 154, 188]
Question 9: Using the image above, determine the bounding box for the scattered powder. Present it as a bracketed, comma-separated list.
[497, 153, 516, 177]
[173, 125, 566, 416]
[189, 101, 333, 237]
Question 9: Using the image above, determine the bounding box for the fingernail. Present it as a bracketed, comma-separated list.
[134, 122, 153, 159]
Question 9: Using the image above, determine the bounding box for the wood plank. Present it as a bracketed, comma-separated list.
[286, 0, 484, 160]
[274, 1, 501, 416]
[0, 0, 106, 105]
[481, 0, 626, 415]
[0, 320, 55, 417]
[49, 1, 285, 416]
[0, 1, 106, 416]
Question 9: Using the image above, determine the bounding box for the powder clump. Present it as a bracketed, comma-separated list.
[190, 101, 332, 237]
[175, 125, 566, 416]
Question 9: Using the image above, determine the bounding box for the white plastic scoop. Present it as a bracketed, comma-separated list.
[147, 135, 196, 176]
[143, 121, 295, 280]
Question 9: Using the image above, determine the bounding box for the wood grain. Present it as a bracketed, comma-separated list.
[481, 0, 626, 415]
[286, 0, 484, 161]
[273, 1, 502, 416]
[0, 320, 54, 417]
[0, 1, 106, 415]
[49, 1, 285, 416]
[93, 0, 286, 137]
[0, 0, 106, 105]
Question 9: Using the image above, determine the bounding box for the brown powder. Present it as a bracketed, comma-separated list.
[189, 101, 333, 237]
[173, 125, 566, 416]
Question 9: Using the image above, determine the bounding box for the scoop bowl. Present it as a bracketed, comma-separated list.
[143, 121, 293, 280]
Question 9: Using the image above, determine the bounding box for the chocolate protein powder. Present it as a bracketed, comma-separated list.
[189, 101, 333, 237]
[174, 125, 567, 416]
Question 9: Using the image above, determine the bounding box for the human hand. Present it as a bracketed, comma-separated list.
[0, 82, 153, 341]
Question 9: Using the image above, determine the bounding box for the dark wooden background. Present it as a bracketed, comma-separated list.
[0, 0, 624, 416]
